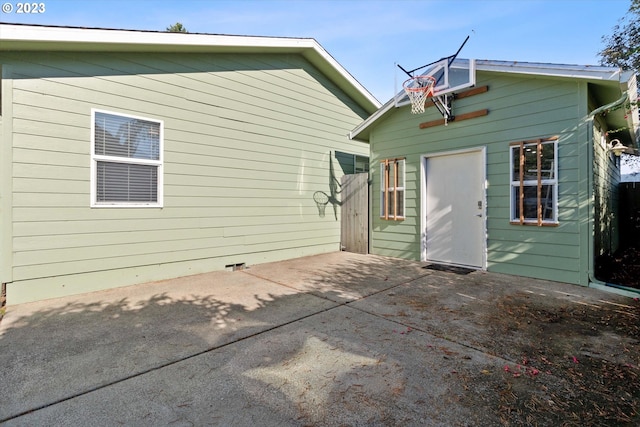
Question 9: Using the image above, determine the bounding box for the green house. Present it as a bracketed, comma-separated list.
[0, 24, 380, 304]
[351, 59, 639, 294]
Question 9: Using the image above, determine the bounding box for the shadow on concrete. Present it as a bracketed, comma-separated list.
[1, 252, 639, 426]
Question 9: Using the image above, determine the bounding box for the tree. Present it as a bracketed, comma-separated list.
[600, 0, 639, 71]
[166, 22, 188, 33]
[600, 1, 640, 176]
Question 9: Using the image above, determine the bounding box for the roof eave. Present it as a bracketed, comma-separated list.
[0, 23, 315, 53]
[350, 59, 632, 141]
[0, 23, 381, 114]
[349, 98, 395, 141]
[475, 60, 624, 82]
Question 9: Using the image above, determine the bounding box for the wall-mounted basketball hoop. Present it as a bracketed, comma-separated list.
[402, 75, 436, 114]
[397, 36, 471, 122]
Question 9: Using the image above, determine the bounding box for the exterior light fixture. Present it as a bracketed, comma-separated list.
[608, 139, 629, 157]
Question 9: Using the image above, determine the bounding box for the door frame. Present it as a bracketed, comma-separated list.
[420, 146, 487, 269]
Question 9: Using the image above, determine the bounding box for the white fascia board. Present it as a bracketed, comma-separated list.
[303, 40, 381, 110]
[0, 23, 313, 51]
[0, 24, 380, 112]
[349, 98, 396, 141]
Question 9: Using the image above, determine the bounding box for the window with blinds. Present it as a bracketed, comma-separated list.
[91, 110, 163, 207]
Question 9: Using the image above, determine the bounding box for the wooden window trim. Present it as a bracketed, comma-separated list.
[380, 158, 405, 221]
[510, 137, 558, 226]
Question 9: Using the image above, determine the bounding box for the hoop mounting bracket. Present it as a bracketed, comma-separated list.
[431, 94, 454, 124]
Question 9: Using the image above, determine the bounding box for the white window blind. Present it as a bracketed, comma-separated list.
[92, 110, 163, 207]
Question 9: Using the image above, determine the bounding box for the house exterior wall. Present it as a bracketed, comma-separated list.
[0, 51, 369, 303]
[369, 70, 591, 285]
[592, 118, 621, 257]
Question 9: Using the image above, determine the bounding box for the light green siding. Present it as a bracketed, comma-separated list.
[370, 71, 590, 285]
[592, 117, 620, 257]
[0, 65, 10, 287]
[1, 51, 369, 303]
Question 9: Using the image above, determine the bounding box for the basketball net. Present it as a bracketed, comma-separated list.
[403, 75, 436, 114]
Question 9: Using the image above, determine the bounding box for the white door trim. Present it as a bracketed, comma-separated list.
[420, 146, 487, 269]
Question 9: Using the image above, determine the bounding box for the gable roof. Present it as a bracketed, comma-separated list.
[0, 23, 381, 114]
[350, 59, 637, 142]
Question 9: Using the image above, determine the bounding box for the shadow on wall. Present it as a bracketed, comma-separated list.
[313, 153, 343, 220]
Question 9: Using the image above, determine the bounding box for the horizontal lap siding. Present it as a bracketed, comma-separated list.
[592, 120, 620, 257]
[4, 51, 369, 301]
[371, 71, 586, 284]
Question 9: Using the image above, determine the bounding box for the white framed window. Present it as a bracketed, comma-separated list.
[91, 109, 163, 207]
[355, 155, 369, 173]
[510, 137, 558, 225]
[380, 158, 405, 220]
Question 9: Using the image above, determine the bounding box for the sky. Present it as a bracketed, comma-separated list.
[0, 0, 633, 102]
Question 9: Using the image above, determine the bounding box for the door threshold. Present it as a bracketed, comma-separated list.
[423, 263, 478, 275]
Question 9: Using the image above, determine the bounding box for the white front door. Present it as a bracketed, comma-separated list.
[424, 149, 485, 268]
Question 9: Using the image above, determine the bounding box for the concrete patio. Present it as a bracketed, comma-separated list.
[1, 252, 638, 426]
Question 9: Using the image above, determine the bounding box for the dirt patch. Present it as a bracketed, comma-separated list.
[596, 247, 640, 290]
[465, 293, 640, 426]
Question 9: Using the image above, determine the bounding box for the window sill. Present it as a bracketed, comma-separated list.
[92, 203, 163, 209]
[510, 220, 559, 227]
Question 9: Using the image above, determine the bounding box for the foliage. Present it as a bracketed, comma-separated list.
[600, 0, 640, 172]
[600, 0, 640, 71]
[166, 22, 188, 33]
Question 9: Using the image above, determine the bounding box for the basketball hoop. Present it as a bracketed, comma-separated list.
[403, 75, 436, 114]
[313, 191, 330, 217]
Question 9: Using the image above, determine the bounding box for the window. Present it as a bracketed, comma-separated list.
[380, 158, 405, 220]
[91, 110, 163, 207]
[355, 155, 369, 173]
[510, 137, 558, 225]
[335, 151, 369, 174]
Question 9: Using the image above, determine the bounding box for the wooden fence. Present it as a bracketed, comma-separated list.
[340, 173, 369, 254]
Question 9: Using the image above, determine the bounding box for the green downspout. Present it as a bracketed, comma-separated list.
[588, 92, 628, 119]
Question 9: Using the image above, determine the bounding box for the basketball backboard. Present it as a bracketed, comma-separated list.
[395, 58, 476, 108]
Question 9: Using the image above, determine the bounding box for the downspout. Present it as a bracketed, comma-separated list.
[586, 93, 640, 297]
[588, 92, 628, 118]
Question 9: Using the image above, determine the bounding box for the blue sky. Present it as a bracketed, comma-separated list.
[0, 0, 632, 102]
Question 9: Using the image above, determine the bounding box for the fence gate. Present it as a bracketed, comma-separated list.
[341, 173, 369, 254]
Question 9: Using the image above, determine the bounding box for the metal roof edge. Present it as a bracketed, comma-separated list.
[475, 59, 624, 82]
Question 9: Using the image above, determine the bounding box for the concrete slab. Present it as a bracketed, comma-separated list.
[350, 268, 639, 362]
[3, 306, 505, 426]
[0, 268, 337, 421]
[246, 252, 429, 302]
[1, 252, 638, 426]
